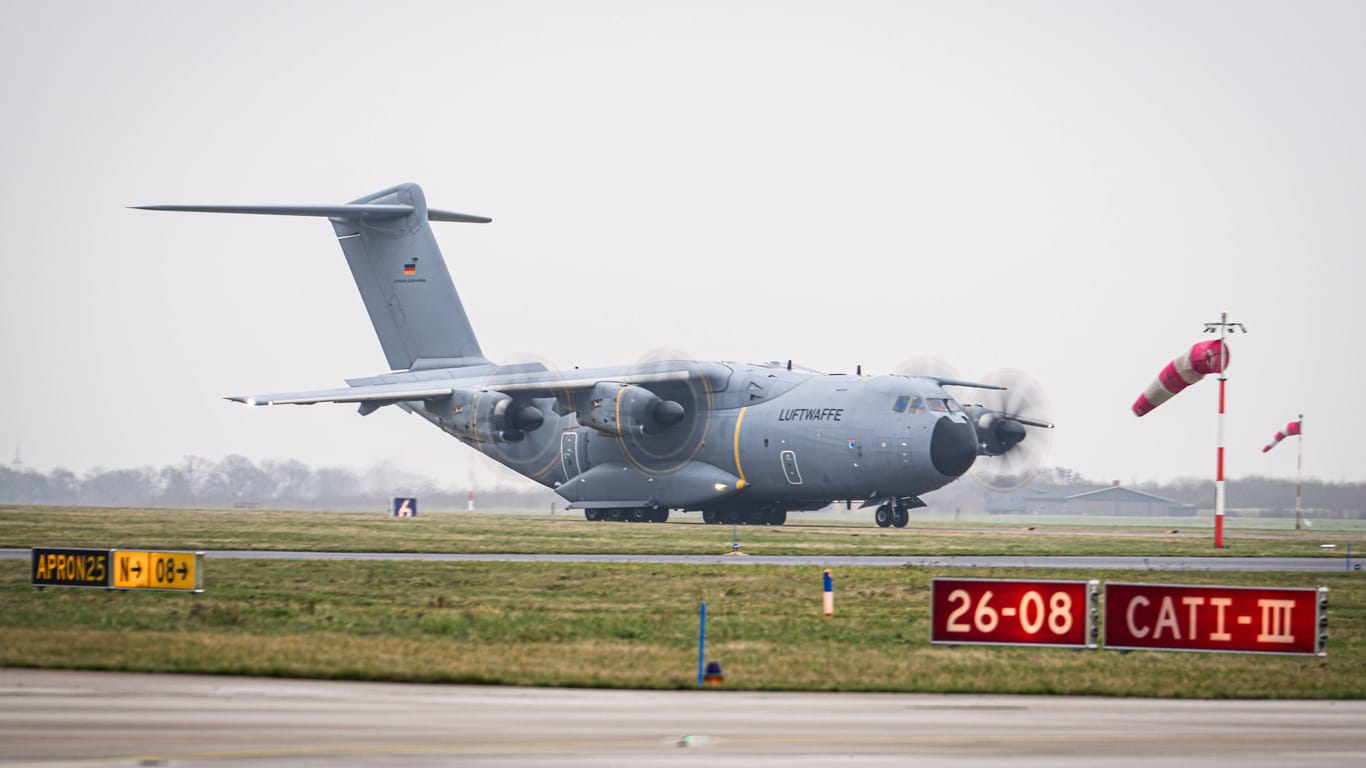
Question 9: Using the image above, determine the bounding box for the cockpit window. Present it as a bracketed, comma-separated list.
[928, 398, 949, 412]
[895, 395, 929, 414]
[946, 399, 961, 413]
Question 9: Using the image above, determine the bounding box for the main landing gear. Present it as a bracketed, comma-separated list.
[584, 508, 669, 523]
[874, 501, 910, 528]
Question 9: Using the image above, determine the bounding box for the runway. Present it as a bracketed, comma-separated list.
[2, 669, 1363, 768]
[0, 548, 1353, 571]
[203, 551, 1354, 571]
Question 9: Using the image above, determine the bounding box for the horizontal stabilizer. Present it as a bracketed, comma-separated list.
[133, 203, 491, 223]
[138, 183, 491, 371]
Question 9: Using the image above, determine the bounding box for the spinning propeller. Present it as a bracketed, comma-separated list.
[961, 369, 1054, 491]
[615, 348, 716, 476]
[895, 359, 1054, 491]
[476, 353, 574, 480]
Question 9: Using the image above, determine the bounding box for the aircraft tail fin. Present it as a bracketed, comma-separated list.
[138, 183, 490, 371]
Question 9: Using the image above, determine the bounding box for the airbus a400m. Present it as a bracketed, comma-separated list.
[140, 183, 1052, 527]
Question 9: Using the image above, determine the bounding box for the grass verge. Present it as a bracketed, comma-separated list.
[2, 559, 1361, 697]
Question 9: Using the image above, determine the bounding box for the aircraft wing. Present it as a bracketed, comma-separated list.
[229, 368, 697, 407]
[485, 369, 691, 398]
[226, 382, 462, 406]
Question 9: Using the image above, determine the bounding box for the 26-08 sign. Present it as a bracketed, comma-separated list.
[931, 578, 1099, 649]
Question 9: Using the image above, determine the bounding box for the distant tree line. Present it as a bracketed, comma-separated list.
[0, 456, 558, 511]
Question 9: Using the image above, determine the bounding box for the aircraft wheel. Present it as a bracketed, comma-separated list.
[892, 507, 909, 528]
[629, 508, 649, 523]
[875, 505, 892, 528]
[651, 509, 670, 523]
[608, 509, 626, 522]
[765, 508, 787, 526]
[584, 509, 601, 522]
[702, 510, 718, 524]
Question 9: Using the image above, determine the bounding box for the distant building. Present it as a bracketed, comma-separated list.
[1060, 485, 1197, 517]
[983, 482, 1197, 517]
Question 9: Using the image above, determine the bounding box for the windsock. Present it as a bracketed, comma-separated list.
[1262, 419, 1302, 453]
[1131, 340, 1229, 417]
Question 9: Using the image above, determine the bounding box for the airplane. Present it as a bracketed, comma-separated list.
[138, 183, 1052, 527]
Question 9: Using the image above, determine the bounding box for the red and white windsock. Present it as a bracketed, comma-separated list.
[1262, 419, 1302, 453]
[1131, 340, 1230, 417]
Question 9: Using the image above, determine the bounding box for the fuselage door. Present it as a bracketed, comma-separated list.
[560, 431, 582, 479]
[780, 449, 803, 485]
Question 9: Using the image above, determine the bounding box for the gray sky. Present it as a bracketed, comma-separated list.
[3, 1, 1363, 489]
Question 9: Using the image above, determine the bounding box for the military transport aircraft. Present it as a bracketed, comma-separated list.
[139, 183, 1051, 527]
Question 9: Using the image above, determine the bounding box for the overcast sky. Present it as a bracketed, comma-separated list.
[2, 1, 1363, 490]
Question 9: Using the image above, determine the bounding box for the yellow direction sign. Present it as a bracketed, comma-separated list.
[112, 551, 149, 589]
[146, 551, 202, 591]
[111, 550, 203, 592]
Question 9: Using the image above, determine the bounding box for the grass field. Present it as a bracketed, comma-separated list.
[2, 506, 1364, 698]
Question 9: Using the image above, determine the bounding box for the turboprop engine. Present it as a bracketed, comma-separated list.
[963, 405, 1029, 457]
[430, 389, 544, 443]
[575, 382, 685, 437]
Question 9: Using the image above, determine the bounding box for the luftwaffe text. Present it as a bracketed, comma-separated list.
[777, 407, 844, 422]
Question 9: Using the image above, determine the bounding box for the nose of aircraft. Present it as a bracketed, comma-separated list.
[930, 416, 977, 477]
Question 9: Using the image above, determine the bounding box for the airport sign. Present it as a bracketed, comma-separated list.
[31, 547, 111, 589]
[1104, 582, 1327, 656]
[32, 548, 203, 593]
[931, 578, 1099, 648]
[111, 550, 203, 591]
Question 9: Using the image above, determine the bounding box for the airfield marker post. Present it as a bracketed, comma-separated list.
[823, 569, 834, 617]
[697, 602, 707, 687]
